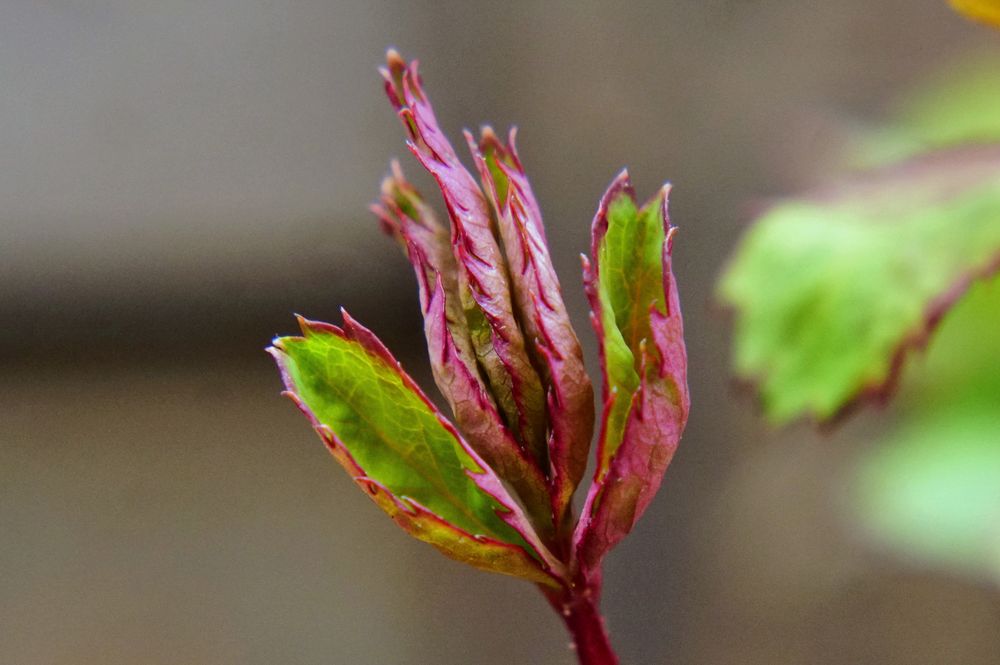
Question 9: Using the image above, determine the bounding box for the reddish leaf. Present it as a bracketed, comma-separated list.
[270, 314, 563, 585]
[468, 126, 596, 529]
[373, 164, 554, 537]
[381, 50, 548, 464]
[575, 173, 690, 571]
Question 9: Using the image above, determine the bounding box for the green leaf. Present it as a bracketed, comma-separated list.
[270, 314, 560, 585]
[854, 276, 1000, 584]
[587, 172, 671, 473]
[575, 172, 690, 572]
[718, 146, 1000, 423]
[854, 54, 1000, 168]
[856, 411, 1000, 584]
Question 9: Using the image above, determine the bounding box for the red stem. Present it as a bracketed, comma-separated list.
[541, 579, 619, 665]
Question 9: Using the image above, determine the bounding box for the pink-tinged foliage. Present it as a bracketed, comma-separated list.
[271, 50, 689, 665]
[576, 174, 690, 573]
[381, 51, 548, 465]
[468, 126, 595, 531]
[270, 314, 562, 585]
[372, 164, 554, 538]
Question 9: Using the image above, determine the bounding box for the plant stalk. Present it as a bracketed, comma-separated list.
[541, 579, 619, 665]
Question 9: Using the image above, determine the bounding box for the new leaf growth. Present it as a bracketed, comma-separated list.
[270, 50, 689, 664]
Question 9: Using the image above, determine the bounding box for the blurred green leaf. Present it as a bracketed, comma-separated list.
[856, 411, 1000, 582]
[719, 148, 1000, 423]
[720, 46, 1000, 587]
[855, 276, 1000, 583]
[854, 53, 1000, 168]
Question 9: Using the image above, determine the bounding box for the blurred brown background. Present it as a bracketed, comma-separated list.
[3, 1, 999, 663]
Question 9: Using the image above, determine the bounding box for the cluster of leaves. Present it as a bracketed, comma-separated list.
[270, 50, 688, 660]
[719, 51, 1000, 584]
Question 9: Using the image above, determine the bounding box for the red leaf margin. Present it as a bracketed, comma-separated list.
[269, 313, 566, 585]
[575, 173, 691, 574]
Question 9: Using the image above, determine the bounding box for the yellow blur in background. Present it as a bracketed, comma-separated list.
[952, 0, 1000, 26]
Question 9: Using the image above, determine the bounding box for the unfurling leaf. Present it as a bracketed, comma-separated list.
[576, 172, 690, 570]
[469, 126, 595, 529]
[719, 146, 1000, 424]
[270, 314, 560, 586]
[950, 0, 1000, 28]
[372, 163, 554, 539]
[381, 51, 549, 466]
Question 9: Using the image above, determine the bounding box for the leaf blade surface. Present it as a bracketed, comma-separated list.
[576, 173, 690, 569]
[719, 147, 1000, 423]
[271, 314, 559, 584]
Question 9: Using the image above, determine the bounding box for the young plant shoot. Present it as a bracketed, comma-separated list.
[269, 50, 689, 664]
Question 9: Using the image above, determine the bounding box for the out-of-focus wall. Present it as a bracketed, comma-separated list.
[3, 2, 999, 663]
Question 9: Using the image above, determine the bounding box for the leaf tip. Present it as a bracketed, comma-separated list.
[599, 169, 636, 211]
[659, 182, 673, 205]
[295, 314, 331, 337]
[478, 124, 502, 149]
[665, 225, 678, 255]
[265, 341, 285, 360]
[337, 308, 367, 341]
[385, 47, 405, 68]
